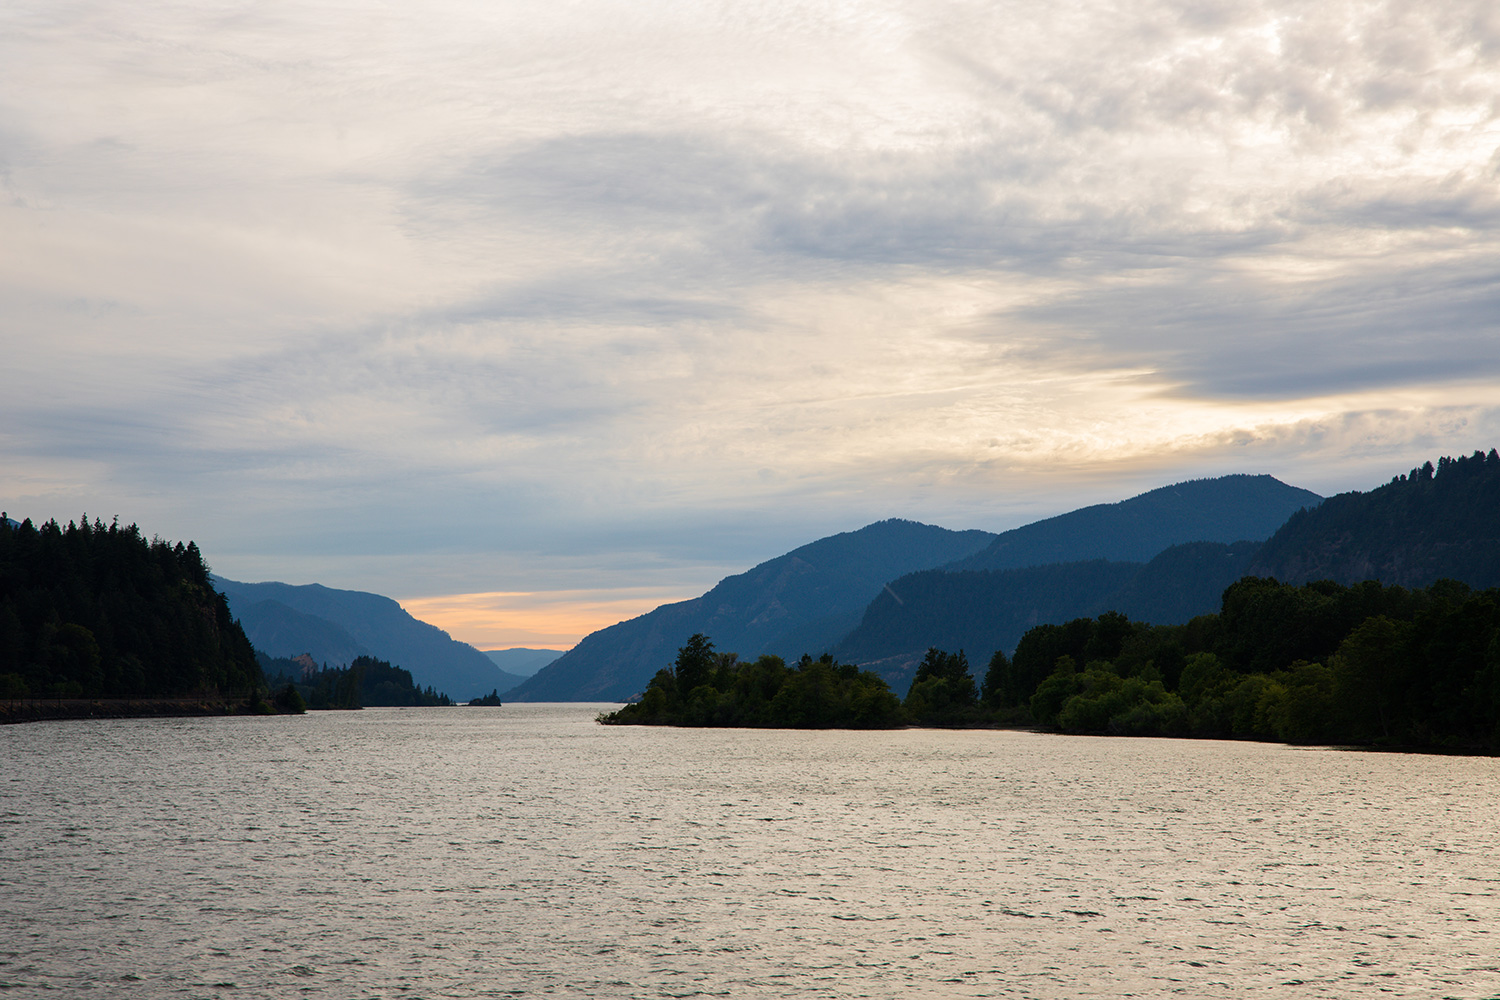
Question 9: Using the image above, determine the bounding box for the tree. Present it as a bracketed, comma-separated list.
[674, 634, 715, 694]
[904, 648, 979, 726]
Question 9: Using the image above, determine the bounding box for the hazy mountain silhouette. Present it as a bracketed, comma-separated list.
[945, 474, 1321, 572]
[504, 519, 997, 702]
[482, 648, 562, 678]
[216, 578, 518, 700]
[510, 474, 1323, 702]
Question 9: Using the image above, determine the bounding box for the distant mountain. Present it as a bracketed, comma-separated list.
[1105, 540, 1262, 624]
[836, 560, 1142, 693]
[483, 648, 562, 678]
[233, 598, 370, 668]
[215, 578, 512, 701]
[834, 540, 1262, 695]
[510, 474, 1323, 702]
[504, 519, 998, 702]
[837, 453, 1500, 692]
[946, 475, 1321, 572]
[1250, 450, 1500, 588]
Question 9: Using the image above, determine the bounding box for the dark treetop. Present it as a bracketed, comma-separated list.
[0, 515, 261, 702]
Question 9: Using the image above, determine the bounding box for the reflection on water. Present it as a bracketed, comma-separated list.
[2, 704, 1498, 998]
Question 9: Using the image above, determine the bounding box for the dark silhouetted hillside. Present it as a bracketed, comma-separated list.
[1, 516, 260, 700]
[1250, 450, 1500, 588]
[835, 540, 1263, 694]
[833, 561, 1142, 694]
[234, 598, 370, 667]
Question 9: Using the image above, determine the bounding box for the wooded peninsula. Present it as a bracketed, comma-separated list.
[602, 569, 1500, 752]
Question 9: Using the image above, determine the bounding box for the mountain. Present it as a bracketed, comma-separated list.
[945, 474, 1322, 572]
[838, 453, 1500, 692]
[483, 648, 562, 678]
[833, 540, 1262, 695]
[233, 598, 370, 668]
[215, 578, 512, 701]
[510, 474, 1322, 701]
[1249, 450, 1500, 588]
[504, 519, 998, 702]
[836, 560, 1143, 693]
[1104, 539, 1262, 624]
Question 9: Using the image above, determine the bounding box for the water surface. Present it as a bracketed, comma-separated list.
[2, 704, 1497, 998]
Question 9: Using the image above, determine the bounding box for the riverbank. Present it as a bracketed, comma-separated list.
[0, 697, 296, 725]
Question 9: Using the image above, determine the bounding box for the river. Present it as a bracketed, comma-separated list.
[2, 704, 1497, 998]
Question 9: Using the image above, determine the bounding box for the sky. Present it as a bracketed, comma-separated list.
[3, 0, 1499, 649]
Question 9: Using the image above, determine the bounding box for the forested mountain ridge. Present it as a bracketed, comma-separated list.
[1250, 450, 1500, 588]
[515, 475, 1322, 701]
[841, 452, 1500, 685]
[215, 578, 512, 701]
[505, 519, 998, 702]
[834, 541, 1261, 695]
[0, 516, 261, 700]
[944, 474, 1321, 572]
[234, 597, 370, 667]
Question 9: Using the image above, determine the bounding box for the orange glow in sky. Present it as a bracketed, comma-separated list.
[398, 588, 694, 650]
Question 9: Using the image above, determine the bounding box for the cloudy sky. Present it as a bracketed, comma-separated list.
[4, 0, 1498, 648]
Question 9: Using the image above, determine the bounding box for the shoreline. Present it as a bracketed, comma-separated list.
[0, 698, 293, 725]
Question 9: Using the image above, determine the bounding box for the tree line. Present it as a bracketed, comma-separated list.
[602, 574, 1500, 750]
[600, 633, 999, 729]
[0, 515, 261, 701]
[599, 633, 906, 728]
[260, 653, 455, 709]
[987, 576, 1500, 749]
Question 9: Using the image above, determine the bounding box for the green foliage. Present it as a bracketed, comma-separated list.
[1055, 659, 1186, 736]
[0, 515, 262, 700]
[904, 647, 979, 726]
[998, 574, 1500, 750]
[1252, 448, 1500, 589]
[600, 635, 902, 729]
[274, 683, 307, 714]
[0, 671, 29, 703]
[673, 633, 716, 694]
[261, 653, 453, 709]
[467, 689, 503, 706]
[1029, 655, 1079, 728]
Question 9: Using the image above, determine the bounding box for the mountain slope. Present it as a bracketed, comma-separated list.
[216, 578, 512, 700]
[509, 475, 1323, 702]
[947, 474, 1321, 571]
[834, 560, 1144, 691]
[233, 598, 371, 668]
[832, 540, 1261, 694]
[838, 452, 1500, 692]
[505, 519, 997, 702]
[1250, 450, 1500, 588]
[483, 648, 562, 678]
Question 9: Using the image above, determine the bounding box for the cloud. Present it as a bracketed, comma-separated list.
[2, 0, 1499, 640]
